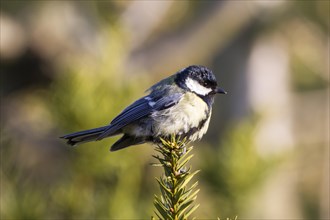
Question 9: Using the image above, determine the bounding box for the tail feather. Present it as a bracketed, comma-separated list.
[110, 135, 146, 151]
[60, 126, 109, 146]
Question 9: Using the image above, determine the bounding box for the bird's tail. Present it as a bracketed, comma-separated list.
[60, 126, 109, 146]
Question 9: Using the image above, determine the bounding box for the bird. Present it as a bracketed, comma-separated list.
[60, 65, 226, 151]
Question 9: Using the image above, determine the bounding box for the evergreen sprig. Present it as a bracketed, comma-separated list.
[152, 136, 200, 220]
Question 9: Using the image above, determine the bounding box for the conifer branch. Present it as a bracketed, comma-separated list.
[152, 136, 199, 219]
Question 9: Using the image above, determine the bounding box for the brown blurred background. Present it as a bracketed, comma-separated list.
[1, 1, 329, 219]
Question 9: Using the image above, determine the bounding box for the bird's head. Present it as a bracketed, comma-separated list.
[175, 65, 227, 96]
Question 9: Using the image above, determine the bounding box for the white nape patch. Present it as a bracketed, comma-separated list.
[144, 97, 152, 101]
[185, 77, 212, 96]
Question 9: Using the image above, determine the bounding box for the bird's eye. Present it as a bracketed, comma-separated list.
[203, 82, 209, 87]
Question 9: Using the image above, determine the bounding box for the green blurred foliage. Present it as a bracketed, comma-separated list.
[291, 56, 328, 92]
[198, 118, 280, 216]
[1, 63, 155, 219]
[1, 23, 157, 218]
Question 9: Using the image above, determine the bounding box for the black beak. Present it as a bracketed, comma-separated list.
[215, 87, 227, 94]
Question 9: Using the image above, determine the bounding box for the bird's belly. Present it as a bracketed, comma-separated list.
[152, 93, 211, 141]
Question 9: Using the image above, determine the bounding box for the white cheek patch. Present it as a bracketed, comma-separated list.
[185, 78, 212, 95]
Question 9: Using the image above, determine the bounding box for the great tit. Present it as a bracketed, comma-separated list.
[61, 65, 226, 151]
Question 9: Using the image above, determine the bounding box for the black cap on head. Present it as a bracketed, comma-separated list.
[175, 65, 218, 90]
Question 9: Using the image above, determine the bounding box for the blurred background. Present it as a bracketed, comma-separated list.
[1, 1, 329, 219]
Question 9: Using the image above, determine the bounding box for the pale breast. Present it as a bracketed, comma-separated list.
[152, 92, 209, 137]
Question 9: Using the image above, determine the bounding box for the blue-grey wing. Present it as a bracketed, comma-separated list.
[153, 93, 183, 110]
[96, 93, 183, 140]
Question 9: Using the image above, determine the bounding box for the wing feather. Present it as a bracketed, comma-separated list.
[96, 93, 182, 140]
